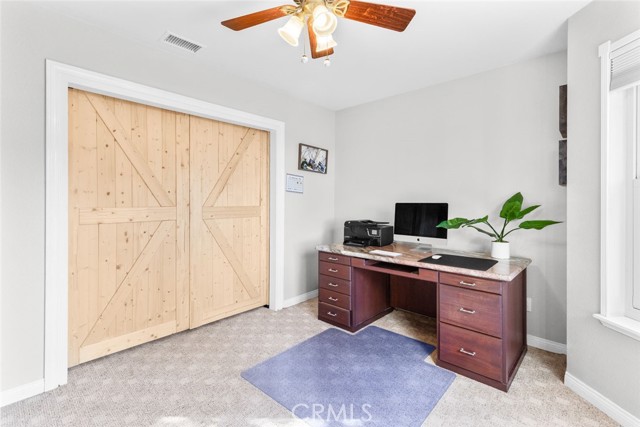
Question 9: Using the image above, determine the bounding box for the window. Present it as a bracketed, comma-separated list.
[596, 29, 640, 340]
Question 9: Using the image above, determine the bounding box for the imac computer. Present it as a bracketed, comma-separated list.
[393, 202, 449, 249]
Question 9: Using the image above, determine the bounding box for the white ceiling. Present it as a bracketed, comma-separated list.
[37, 0, 589, 110]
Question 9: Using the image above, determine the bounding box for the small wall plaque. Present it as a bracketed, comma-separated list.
[286, 173, 304, 193]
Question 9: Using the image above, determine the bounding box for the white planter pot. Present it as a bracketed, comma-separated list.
[491, 241, 510, 259]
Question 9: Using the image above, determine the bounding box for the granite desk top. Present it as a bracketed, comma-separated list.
[316, 242, 531, 282]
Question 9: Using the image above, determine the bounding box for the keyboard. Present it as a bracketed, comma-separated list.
[369, 249, 402, 257]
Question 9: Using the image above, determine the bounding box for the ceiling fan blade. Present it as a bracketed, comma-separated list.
[221, 6, 289, 31]
[308, 16, 334, 59]
[343, 1, 416, 32]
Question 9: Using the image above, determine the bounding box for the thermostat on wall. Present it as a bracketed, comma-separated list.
[286, 173, 304, 193]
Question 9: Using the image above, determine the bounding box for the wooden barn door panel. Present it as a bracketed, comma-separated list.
[68, 89, 190, 366]
[69, 88, 269, 365]
[189, 117, 269, 328]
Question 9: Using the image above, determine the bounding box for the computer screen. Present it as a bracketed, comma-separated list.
[394, 203, 448, 245]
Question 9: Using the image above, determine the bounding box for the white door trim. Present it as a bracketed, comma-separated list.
[45, 60, 285, 391]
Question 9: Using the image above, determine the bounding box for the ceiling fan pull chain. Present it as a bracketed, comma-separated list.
[301, 27, 309, 63]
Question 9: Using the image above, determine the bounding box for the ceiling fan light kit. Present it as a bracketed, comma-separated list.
[221, 0, 416, 62]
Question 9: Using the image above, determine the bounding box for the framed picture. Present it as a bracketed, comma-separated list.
[298, 143, 328, 174]
[559, 139, 567, 186]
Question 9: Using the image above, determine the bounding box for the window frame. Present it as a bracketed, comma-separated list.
[632, 88, 640, 314]
[595, 29, 640, 341]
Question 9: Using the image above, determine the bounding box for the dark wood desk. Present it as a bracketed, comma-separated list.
[316, 243, 530, 392]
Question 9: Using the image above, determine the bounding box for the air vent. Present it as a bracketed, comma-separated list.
[162, 32, 204, 54]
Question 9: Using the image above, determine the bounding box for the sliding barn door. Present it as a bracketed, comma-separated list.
[68, 89, 189, 366]
[189, 116, 270, 328]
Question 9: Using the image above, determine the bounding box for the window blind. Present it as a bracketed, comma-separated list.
[611, 38, 640, 90]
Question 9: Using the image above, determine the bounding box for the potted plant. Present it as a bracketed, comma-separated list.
[436, 192, 562, 259]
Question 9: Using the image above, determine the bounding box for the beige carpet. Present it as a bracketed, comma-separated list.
[1, 299, 618, 427]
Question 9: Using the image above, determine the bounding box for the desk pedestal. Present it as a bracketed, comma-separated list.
[318, 254, 393, 331]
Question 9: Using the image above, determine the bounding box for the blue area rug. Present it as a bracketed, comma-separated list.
[241, 326, 455, 426]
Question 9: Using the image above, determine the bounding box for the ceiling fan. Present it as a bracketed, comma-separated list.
[221, 0, 416, 64]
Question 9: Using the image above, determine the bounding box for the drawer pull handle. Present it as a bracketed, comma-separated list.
[459, 307, 476, 314]
[459, 280, 476, 287]
[328, 268, 339, 273]
[459, 348, 476, 357]
[327, 283, 339, 287]
[327, 311, 338, 317]
[328, 297, 339, 301]
[328, 257, 339, 261]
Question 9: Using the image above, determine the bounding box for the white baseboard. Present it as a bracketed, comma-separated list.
[283, 290, 318, 308]
[565, 372, 640, 427]
[527, 334, 567, 354]
[1, 379, 44, 407]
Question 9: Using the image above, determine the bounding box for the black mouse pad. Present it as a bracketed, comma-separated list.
[419, 254, 498, 271]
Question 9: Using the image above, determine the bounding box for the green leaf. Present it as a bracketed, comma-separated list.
[499, 192, 523, 220]
[464, 215, 489, 226]
[516, 204, 540, 219]
[519, 220, 562, 230]
[437, 218, 469, 229]
[466, 225, 497, 239]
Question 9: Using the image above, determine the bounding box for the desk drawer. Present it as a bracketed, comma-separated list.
[319, 252, 351, 266]
[439, 322, 503, 381]
[439, 272, 503, 295]
[319, 288, 351, 310]
[319, 261, 352, 281]
[318, 302, 351, 327]
[319, 274, 351, 295]
[439, 284, 502, 338]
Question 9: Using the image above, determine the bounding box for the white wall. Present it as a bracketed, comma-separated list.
[567, 0, 640, 420]
[335, 52, 568, 345]
[0, 2, 335, 392]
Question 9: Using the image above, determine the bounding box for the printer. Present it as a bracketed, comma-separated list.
[343, 220, 394, 247]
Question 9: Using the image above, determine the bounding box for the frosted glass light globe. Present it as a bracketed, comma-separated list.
[315, 34, 337, 52]
[278, 16, 304, 46]
[312, 5, 337, 36]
